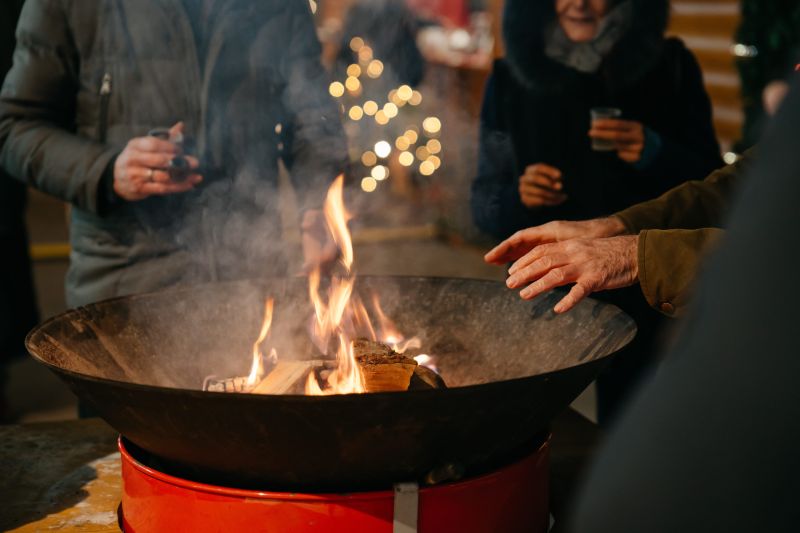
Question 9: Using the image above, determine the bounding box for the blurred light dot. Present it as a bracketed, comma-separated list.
[375, 110, 389, 125]
[348, 106, 364, 121]
[419, 160, 435, 176]
[345, 76, 360, 92]
[329, 82, 345, 98]
[404, 129, 418, 144]
[309, 0, 317, 14]
[426, 139, 441, 154]
[350, 37, 365, 52]
[428, 155, 441, 169]
[363, 100, 379, 116]
[361, 177, 377, 192]
[362, 151, 377, 166]
[367, 59, 384, 78]
[347, 64, 362, 77]
[723, 151, 739, 165]
[399, 151, 414, 166]
[375, 141, 392, 158]
[358, 46, 373, 63]
[383, 102, 399, 118]
[395, 136, 410, 151]
[397, 85, 413, 101]
[423, 117, 441, 134]
[371, 165, 388, 180]
[415, 146, 430, 160]
[731, 43, 758, 58]
[274, 123, 283, 134]
[409, 91, 423, 106]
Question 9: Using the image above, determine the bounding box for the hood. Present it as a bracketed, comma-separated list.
[503, 0, 670, 92]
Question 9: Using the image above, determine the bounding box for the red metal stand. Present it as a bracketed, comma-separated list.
[120, 437, 549, 533]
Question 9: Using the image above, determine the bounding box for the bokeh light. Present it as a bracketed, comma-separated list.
[398, 151, 414, 167]
[345, 76, 361, 92]
[404, 129, 419, 144]
[371, 165, 388, 180]
[363, 100, 379, 116]
[375, 110, 389, 125]
[383, 102, 398, 118]
[426, 139, 442, 154]
[366, 60, 384, 79]
[428, 155, 442, 169]
[374, 141, 392, 158]
[346, 64, 362, 78]
[415, 146, 430, 160]
[419, 161, 435, 176]
[348, 106, 364, 121]
[422, 117, 441, 134]
[350, 37, 365, 52]
[329, 82, 344, 98]
[395, 136, 410, 151]
[361, 177, 377, 192]
[361, 151, 377, 167]
[397, 85, 413, 101]
[409, 91, 423, 106]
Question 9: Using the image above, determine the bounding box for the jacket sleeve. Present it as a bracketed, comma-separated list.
[637, 228, 723, 316]
[0, 0, 118, 214]
[636, 40, 724, 191]
[471, 72, 556, 239]
[615, 148, 753, 232]
[279, 1, 348, 213]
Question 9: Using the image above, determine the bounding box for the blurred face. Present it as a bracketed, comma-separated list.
[555, 0, 610, 42]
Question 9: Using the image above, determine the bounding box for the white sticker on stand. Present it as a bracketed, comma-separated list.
[393, 482, 419, 533]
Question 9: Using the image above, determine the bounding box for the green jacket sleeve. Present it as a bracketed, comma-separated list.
[615, 149, 754, 232]
[638, 228, 724, 316]
[0, 0, 117, 214]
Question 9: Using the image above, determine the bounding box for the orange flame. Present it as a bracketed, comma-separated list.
[247, 298, 274, 387]
[305, 175, 366, 395]
[371, 292, 421, 353]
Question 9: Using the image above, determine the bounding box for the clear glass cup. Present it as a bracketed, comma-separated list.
[590, 107, 622, 151]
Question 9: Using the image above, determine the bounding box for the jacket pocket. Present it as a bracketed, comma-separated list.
[98, 72, 112, 143]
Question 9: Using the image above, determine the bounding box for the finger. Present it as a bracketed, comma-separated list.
[521, 173, 563, 191]
[138, 180, 197, 197]
[521, 190, 567, 206]
[169, 121, 185, 137]
[507, 253, 570, 288]
[519, 265, 577, 300]
[553, 283, 590, 313]
[508, 242, 560, 275]
[127, 152, 175, 169]
[520, 183, 565, 201]
[588, 129, 640, 142]
[127, 136, 179, 154]
[590, 119, 635, 130]
[485, 229, 543, 264]
[183, 154, 201, 169]
[526, 163, 562, 180]
[617, 150, 642, 163]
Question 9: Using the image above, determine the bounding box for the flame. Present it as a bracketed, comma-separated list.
[370, 292, 421, 353]
[246, 298, 274, 387]
[414, 354, 440, 374]
[305, 175, 366, 395]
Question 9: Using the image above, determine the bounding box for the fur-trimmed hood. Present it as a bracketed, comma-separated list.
[503, 0, 670, 92]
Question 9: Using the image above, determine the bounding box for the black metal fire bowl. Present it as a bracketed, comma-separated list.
[26, 276, 635, 491]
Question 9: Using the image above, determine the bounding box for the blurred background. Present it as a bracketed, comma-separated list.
[5, 0, 797, 422]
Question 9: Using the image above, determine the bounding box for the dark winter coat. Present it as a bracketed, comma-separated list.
[471, 0, 724, 240]
[0, 0, 346, 307]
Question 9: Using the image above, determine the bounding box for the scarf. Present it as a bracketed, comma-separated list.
[544, 0, 634, 74]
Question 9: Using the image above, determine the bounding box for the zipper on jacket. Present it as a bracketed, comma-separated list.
[98, 72, 112, 143]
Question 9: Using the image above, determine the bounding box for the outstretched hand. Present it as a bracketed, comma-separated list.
[504, 235, 640, 313]
[484, 217, 628, 266]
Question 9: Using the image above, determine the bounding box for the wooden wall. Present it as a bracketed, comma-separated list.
[668, 0, 742, 152]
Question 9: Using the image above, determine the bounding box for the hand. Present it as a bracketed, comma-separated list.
[484, 217, 628, 265]
[589, 119, 645, 163]
[518, 163, 568, 208]
[113, 122, 202, 201]
[505, 235, 640, 313]
[300, 209, 340, 274]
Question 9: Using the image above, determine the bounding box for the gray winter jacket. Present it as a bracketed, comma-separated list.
[0, 0, 346, 307]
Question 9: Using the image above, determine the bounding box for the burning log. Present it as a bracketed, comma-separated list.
[204, 376, 252, 393]
[354, 339, 446, 392]
[251, 360, 327, 395]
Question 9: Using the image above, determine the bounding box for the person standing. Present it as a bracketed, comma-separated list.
[472, 0, 724, 424]
[0, 0, 346, 310]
